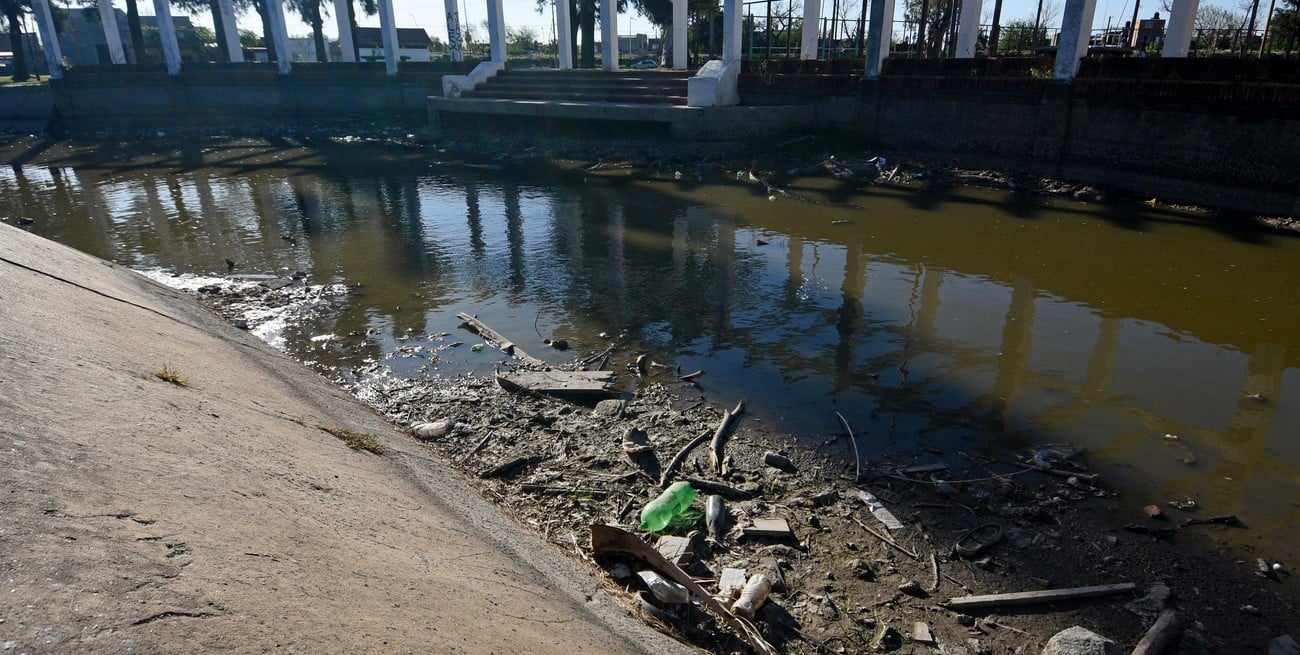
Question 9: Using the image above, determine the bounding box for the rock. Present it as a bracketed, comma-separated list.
[1269, 635, 1300, 655]
[1041, 626, 1121, 655]
[898, 580, 925, 596]
[411, 420, 455, 440]
[592, 399, 626, 417]
[1124, 582, 1171, 618]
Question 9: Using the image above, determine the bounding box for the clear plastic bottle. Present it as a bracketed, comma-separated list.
[639, 481, 695, 532]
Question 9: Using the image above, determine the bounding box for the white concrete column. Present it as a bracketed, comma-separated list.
[218, 0, 245, 62]
[331, 0, 355, 61]
[1052, 0, 1097, 80]
[1162, 0, 1199, 56]
[863, 0, 894, 77]
[445, 0, 464, 62]
[556, 0, 573, 68]
[486, 0, 507, 62]
[722, 0, 742, 62]
[377, 0, 399, 73]
[151, 0, 183, 75]
[97, 0, 127, 64]
[31, 0, 63, 78]
[600, 0, 618, 70]
[956, 0, 983, 57]
[671, 0, 687, 69]
[266, 0, 292, 73]
[800, 0, 821, 59]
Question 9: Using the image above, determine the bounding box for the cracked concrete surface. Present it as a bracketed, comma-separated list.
[0, 224, 697, 655]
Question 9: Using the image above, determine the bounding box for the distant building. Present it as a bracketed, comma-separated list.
[353, 27, 432, 62]
[140, 15, 208, 62]
[287, 37, 323, 62]
[618, 33, 649, 55]
[59, 7, 132, 66]
[1132, 12, 1165, 50]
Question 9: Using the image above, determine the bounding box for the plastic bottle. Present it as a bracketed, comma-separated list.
[639, 481, 695, 532]
[730, 574, 773, 619]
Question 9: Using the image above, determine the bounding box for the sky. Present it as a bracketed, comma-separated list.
[118, 0, 1208, 48]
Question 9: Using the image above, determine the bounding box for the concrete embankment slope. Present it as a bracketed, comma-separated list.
[0, 224, 694, 654]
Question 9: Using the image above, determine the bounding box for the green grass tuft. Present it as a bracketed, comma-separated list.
[318, 425, 384, 454]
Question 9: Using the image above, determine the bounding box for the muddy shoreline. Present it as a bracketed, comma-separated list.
[155, 270, 1300, 655]
[6, 131, 1298, 653]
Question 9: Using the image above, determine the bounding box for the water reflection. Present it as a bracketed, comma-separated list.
[3, 158, 1298, 568]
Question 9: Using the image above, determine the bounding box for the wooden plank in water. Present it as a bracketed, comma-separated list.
[496, 370, 615, 395]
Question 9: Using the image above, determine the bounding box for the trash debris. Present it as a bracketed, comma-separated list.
[945, 583, 1137, 610]
[640, 481, 696, 533]
[457, 312, 547, 366]
[705, 495, 727, 541]
[590, 525, 779, 655]
[638, 569, 691, 604]
[1144, 504, 1164, 519]
[953, 523, 1003, 558]
[858, 490, 905, 531]
[912, 621, 935, 644]
[411, 420, 455, 440]
[731, 574, 773, 619]
[655, 533, 698, 568]
[763, 451, 796, 473]
[742, 517, 793, 539]
[718, 568, 748, 599]
[495, 370, 615, 396]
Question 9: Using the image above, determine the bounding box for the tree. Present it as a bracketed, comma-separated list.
[239, 27, 260, 47]
[286, 0, 329, 62]
[507, 25, 538, 53]
[1274, 0, 1300, 53]
[0, 0, 31, 80]
[997, 17, 1047, 53]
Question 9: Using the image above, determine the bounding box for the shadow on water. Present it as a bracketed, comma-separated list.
[3, 136, 1299, 637]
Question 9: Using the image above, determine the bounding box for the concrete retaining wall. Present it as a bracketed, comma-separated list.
[848, 79, 1300, 216]
[0, 85, 54, 133]
[51, 65, 450, 131]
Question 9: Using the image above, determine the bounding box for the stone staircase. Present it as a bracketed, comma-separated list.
[460, 69, 694, 105]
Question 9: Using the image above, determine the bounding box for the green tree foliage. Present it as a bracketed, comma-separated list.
[1273, 0, 1300, 53]
[997, 17, 1047, 53]
[507, 25, 538, 53]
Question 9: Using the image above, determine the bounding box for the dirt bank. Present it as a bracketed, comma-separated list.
[0, 223, 696, 655]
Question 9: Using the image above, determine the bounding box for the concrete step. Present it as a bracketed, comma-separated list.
[462, 88, 689, 105]
[499, 69, 695, 82]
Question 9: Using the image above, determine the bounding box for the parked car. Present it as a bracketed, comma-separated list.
[630, 59, 658, 69]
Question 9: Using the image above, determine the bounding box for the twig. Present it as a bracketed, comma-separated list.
[520, 484, 609, 498]
[678, 369, 705, 382]
[461, 431, 493, 461]
[994, 457, 1098, 484]
[533, 309, 544, 339]
[659, 429, 713, 488]
[928, 551, 940, 592]
[835, 410, 862, 481]
[710, 401, 744, 476]
[852, 517, 919, 560]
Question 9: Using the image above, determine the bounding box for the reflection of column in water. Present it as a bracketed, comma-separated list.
[70, 168, 118, 260]
[783, 236, 805, 308]
[834, 240, 866, 389]
[1085, 317, 1120, 393]
[671, 213, 688, 282]
[143, 179, 179, 267]
[987, 276, 1036, 432]
[709, 206, 735, 331]
[607, 202, 627, 310]
[504, 182, 525, 296]
[465, 180, 486, 258]
[467, 181, 488, 261]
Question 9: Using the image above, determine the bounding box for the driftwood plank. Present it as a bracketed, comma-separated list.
[945, 582, 1137, 610]
[457, 312, 548, 367]
[496, 370, 615, 396]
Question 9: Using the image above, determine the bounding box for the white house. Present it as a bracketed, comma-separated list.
[352, 27, 432, 62]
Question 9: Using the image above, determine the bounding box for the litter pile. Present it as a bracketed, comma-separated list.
[169, 284, 1299, 655]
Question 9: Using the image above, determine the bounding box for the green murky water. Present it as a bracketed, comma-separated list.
[4, 144, 1298, 569]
